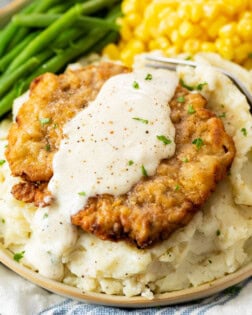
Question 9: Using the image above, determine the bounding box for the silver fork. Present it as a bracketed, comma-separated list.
[145, 55, 252, 112]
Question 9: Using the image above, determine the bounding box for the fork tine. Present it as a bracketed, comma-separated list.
[145, 56, 197, 67]
[145, 63, 177, 71]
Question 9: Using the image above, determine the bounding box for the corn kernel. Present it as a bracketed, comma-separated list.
[234, 42, 252, 63]
[124, 13, 141, 28]
[183, 39, 201, 54]
[170, 30, 180, 44]
[120, 49, 134, 66]
[203, 3, 223, 20]
[127, 39, 145, 54]
[237, 18, 252, 40]
[190, 3, 202, 23]
[218, 23, 237, 38]
[239, 11, 252, 21]
[102, 44, 120, 60]
[134, 23, 150, 42]
[112, 0, 252, 68]
[159, 12, 181, 35]
[179, 21, 194, 38]
[165, 46, 180, 57]
[120, 24, 132, 41]
[121, 0, 136, 14]
[148, 40, 159, 51]
[155, 37, 170, 50]
[208, 16, 228, 38]
[201, 41, 216, 52]
[224, 0, 248, 15]
[177, 2, 191, 20]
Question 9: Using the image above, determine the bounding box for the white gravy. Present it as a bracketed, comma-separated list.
[24, 67, 178, 279]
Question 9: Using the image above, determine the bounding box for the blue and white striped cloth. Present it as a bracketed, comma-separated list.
[0, 264, 251, 315]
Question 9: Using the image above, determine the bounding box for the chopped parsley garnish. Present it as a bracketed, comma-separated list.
[128, 160, 134, 166]
[45, 143, 51, 151]
[40, 117, 51, 126]
[0, 159, 6, 166]
[241, 127, 247, 136]
[53, 123, 58, 129]
[182, 157, 189, 163]
[132, 81, 139, 89]
[192, 138, 204, 150]
[177, 96, 185, 103]
[156, 135, 172, 145]
[43, 213, 48, 219]
[13, 251, 25, 262]
[187, 105, 196, 114]
[208, 259, 212, 264]
[218, 112, 226, 118]
[145, 73, 152, 80]
[132, 117, 149, 124]
[175, 184, 180, 191]
[180, 79, 194, 91]
[141, 165, 148, 177]
[78, 191, 86, 196]
[180, 79, 208, 91]
[196, 82, 208, 91]
[185, 55, 192, 60]
[216, 229, 221, 236]
[1, 218, 5, 224]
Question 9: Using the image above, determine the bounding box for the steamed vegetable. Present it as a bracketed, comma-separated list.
[0, 0, 121, 118]
[104, 0, 252, 68]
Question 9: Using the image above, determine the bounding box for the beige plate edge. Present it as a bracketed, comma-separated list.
[0, 244, 252, 308]
[0, 0, 32, 27]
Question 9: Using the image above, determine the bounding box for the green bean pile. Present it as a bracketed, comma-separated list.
[0, 0, 121, 118]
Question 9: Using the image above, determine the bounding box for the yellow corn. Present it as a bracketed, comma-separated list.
[103, 0, 252, 69]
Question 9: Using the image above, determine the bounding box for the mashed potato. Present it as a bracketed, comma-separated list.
[0, 53, 252, 298]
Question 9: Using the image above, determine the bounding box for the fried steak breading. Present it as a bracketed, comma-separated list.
[6, 62, 128, 206]
[6, 63, 235, 248]
[71, 86, 235, 248]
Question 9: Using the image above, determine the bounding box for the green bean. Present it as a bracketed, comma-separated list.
[0, 1, 37, 57]
[0, 89, 19, 118]
[7, 0, 119, 73]
[0, 32, 38, 73]
[0, 57, 40, 99]
[13, 13, 118, 31]
[30, 29, 109, 77]
[0, 28, 107, 117]
[6, 0, 62, 52]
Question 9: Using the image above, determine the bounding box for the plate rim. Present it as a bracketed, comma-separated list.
[0, 244, 252, 308]
[0, 0, 31, 27]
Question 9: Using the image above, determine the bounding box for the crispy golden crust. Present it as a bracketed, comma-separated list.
[11, 182, 52, 207]
[6, 62, 129, 183]
[71, 86, 235, 248]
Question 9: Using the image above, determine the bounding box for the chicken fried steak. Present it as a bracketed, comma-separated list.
[6, 64, 235, 248]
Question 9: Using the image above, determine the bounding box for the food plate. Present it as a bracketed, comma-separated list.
[1, 244, 252, 307]
[0, 0, 31, 27]
[1, 0, 252, 308]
